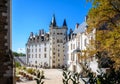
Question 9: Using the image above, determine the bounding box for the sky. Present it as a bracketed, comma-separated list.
[12, 0, 92, 53]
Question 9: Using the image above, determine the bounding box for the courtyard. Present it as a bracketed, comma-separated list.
[16, 69, 63, 84]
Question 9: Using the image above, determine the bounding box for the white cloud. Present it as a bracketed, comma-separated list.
[17, 48, 25, 53]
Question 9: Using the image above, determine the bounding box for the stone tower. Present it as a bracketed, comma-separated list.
[49, 15, 68, 68]
[0, 0, 15, 84]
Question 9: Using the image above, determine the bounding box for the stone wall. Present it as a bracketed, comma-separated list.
[0, 0, 15, 84]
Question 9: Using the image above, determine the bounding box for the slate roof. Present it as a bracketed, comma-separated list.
[73, 22, 87, 34]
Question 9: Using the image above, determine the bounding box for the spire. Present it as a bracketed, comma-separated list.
[63, 19, 67, 26]
[51, 14, 57, 26]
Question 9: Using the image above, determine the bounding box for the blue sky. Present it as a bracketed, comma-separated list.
[12, 0, 91, 53]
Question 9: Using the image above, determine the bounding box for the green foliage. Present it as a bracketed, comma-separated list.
[40, 70, 45, 79]
[34, 71, 44, 84]
[15, 62, 21, 67]
[97, 68, 120, 84]
[26, 68, 34, 74]
[88, 72, 97, 84]
[70, 72, 80, 84]
[21, 66, 26, 70]
[62, 70, 71, 84]
[13, 51, 26, 56]
[13, 52, 19, 56]
[87, 0, 120, 70]
[62, 70, 80, 84]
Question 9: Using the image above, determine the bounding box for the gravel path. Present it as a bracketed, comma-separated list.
[16, 69, 63, 84]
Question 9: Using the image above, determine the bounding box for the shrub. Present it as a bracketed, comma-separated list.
[34, 71, 44, 84]
[15, 62, 21, 67]
[26, 68, 34, 74]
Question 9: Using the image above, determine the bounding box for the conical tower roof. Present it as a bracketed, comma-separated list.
[63, 19, 67, 26]
[51, 14, 57, 26]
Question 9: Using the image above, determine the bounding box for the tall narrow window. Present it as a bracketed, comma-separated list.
[44, 47, 46, 52]
[53, 60, 55, 63]
[44, 54, 47, 58]
[58, 53, 60, 57]
[39, 54, 41, 58]
[39, 48, 41, 52]
[71, 44, 72, 50]
[32, 54, 33, 58]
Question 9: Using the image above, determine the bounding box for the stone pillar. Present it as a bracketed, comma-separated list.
[0, 0, 15, 84]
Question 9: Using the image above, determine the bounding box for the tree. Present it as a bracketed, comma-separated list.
[86, 0, 120, 70]
[12, 51, 19, 56]
[12, 51, 26, 56]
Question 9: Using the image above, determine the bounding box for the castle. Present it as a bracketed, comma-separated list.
[26, 15, 95, 70]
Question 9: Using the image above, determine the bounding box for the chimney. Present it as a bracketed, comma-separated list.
[30, 32, 33, 37]
[42, 29, 44, 34]
[76, 23, 79, 29]
[39, 30, 41, 35]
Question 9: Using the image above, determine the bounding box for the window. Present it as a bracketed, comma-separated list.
[78, 42, 80, 47]
[44, 54, 47, 58]
[44, 47, 46, 52]
[71, 53, 74, 61]
[71, 44, 72, 50]
[53, 56, 55, 58]
[39, 48, 41, 52]
[35, 54, 37, 58]
[35, 49, 37, 52]
[57, 39, 59, 43]
[53, 52, 55, 55]
[28, 54, 30, 58]
[58, 59, 60, 61]
[58, 64, 60, 66]
[53, 60, 55, 63]
[84, 39, 87, 46]
[39, 54, 41, 58]
[58, 53, 60, 57]
[32, 54, 33, 58]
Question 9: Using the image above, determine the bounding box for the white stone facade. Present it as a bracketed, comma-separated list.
[26, 15, 67, 68]
[64, 21, 96, 72]
[26, 16, 96, 70]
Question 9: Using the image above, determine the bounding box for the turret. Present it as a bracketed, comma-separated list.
[50, 14, 57, 27]
[63, 19, 67, 26]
